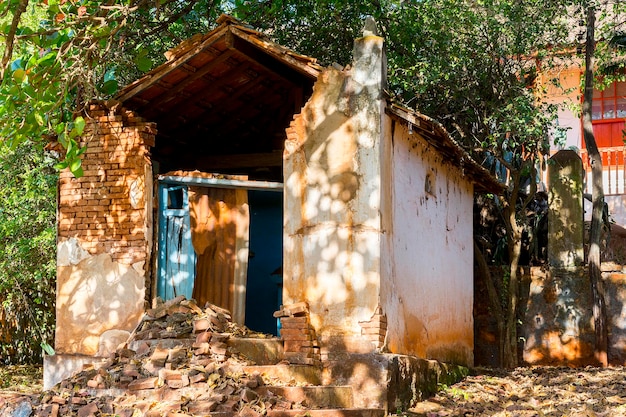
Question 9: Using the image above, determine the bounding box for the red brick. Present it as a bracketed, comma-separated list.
[279, 329, 314, 340]
[128, 377, 158, 390]
[280, 316, 309, 329]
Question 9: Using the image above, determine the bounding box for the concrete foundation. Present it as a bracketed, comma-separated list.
[43, 354, 109, 390]
[321, 351, 468, 410]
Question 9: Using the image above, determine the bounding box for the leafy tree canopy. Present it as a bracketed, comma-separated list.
[0, 140, 57, 364]
[0, 0, 233, 175]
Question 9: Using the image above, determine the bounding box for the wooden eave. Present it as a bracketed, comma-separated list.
[115, 14, 321, 178]
[386, 103, 504, 194]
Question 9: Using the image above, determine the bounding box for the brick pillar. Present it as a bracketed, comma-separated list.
[274, 302, 321, 365]
[55, 102, 156, 355]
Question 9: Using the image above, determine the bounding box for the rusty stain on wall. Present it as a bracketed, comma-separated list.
[381, 120, 475, 366]
[55, 104, 154, 356]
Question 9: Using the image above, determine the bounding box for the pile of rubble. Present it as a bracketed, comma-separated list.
[29, 296, 307, 417]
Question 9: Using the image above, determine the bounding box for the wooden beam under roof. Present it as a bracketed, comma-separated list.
[116, 26, 231, 103]
[117, 21, 319, 106]
[193, 151, 283, 170]
[159, 174, 283, 191]
[229, 35, 313, 88]
[144, 64, 264, 133]
[230, 27, 319, 80]
[135, 49, 238, 114]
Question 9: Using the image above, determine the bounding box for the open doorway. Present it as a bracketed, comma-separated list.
[156, 173, 283, 334]
[245, 190, 283, 335]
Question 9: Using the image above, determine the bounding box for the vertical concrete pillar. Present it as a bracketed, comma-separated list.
[548, 150, 584, 267]
[282, 20, 385, 351]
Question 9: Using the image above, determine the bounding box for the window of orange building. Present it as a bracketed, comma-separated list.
[589, 80, 626, 148]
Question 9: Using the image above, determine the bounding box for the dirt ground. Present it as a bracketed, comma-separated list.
[3, 365, 626, 416]
[407, 366, 626, 417]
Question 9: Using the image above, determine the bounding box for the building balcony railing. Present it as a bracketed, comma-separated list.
[580, 147, 626, 196]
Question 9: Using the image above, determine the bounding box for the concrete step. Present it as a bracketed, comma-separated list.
[227, 337, 283, 365]
[243, 364, 322, 385]
[256, 385, 354, 408]
[91, 384, 354, 408]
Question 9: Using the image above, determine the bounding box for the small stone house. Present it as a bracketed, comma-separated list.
[47, 15, 501, 398]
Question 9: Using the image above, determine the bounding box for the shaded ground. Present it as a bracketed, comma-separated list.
[407, 366, 626, 417]
[5, 366, 626, 416]
[0, 365, 41, 414]
[0, 365, 42, 395]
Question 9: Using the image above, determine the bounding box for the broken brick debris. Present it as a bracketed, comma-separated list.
[275, 303, 321, 366]
[27, 296, 311, 416]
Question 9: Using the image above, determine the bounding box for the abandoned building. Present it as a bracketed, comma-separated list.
[46, 15, 502, 410]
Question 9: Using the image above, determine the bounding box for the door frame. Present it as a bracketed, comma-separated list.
[156, 174, 283, 325]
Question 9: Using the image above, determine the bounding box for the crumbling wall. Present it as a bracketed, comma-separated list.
[523, 267, 596, 365]
[282, 33, 384, 353]
[283, 28, 476, 367]
[56, 102, 154, 355]
[523, 264, 626, 366]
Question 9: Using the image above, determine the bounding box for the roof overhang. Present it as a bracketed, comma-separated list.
[116, 15, 321, 180]
[386, 104, 505, 194]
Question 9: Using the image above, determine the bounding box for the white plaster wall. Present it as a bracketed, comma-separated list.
[381, 120, 474, 366]
[283, 65, 382, 341]
[283, 34, 385, 344]
[56, 246, 145, 355]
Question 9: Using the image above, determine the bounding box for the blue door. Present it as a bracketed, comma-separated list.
[158, 184, 196, 300]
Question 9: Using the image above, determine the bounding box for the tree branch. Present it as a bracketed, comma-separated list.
[1, 0, 29, 82]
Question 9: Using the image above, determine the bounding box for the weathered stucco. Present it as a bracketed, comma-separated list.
[56, 249, 145, 355]
[523, 266, 626, 366]
[283, 31, 476, 365]
[283, 34, 384, 345]
[548, 150, 584, 268]
[523, 267, 596, 365]
[381, 121, 474, 366]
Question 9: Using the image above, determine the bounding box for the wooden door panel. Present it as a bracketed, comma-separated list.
[158, 185, 196, 301]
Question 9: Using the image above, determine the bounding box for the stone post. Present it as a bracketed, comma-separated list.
[548, 150, 584, 268]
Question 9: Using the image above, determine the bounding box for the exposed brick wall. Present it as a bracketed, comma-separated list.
[57, 102, 155, 268]
[274, 302, 321, 365]
[358, 306, 387, 350]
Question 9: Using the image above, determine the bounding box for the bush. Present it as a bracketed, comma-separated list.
[0, 141, 57, 364]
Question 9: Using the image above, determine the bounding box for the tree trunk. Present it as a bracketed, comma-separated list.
[582, 5, 609, 367]
[503, 220, 522, 368]
[474, 240, 506, 364]
[499, 177, 522, 369]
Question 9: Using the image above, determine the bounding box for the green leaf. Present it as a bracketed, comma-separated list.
[102, 79, 118, 95]
[34, 112, 44, 127]
[71, 165, 84, 178]
[135, 55, 153, 72]
[73, 116, 86, 136]
[69, 157, 82, 174]
[12, 68, 26, 83]
[41, 342, 55, 356]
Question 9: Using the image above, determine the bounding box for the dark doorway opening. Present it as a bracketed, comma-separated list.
[245, 190, 283, 335]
